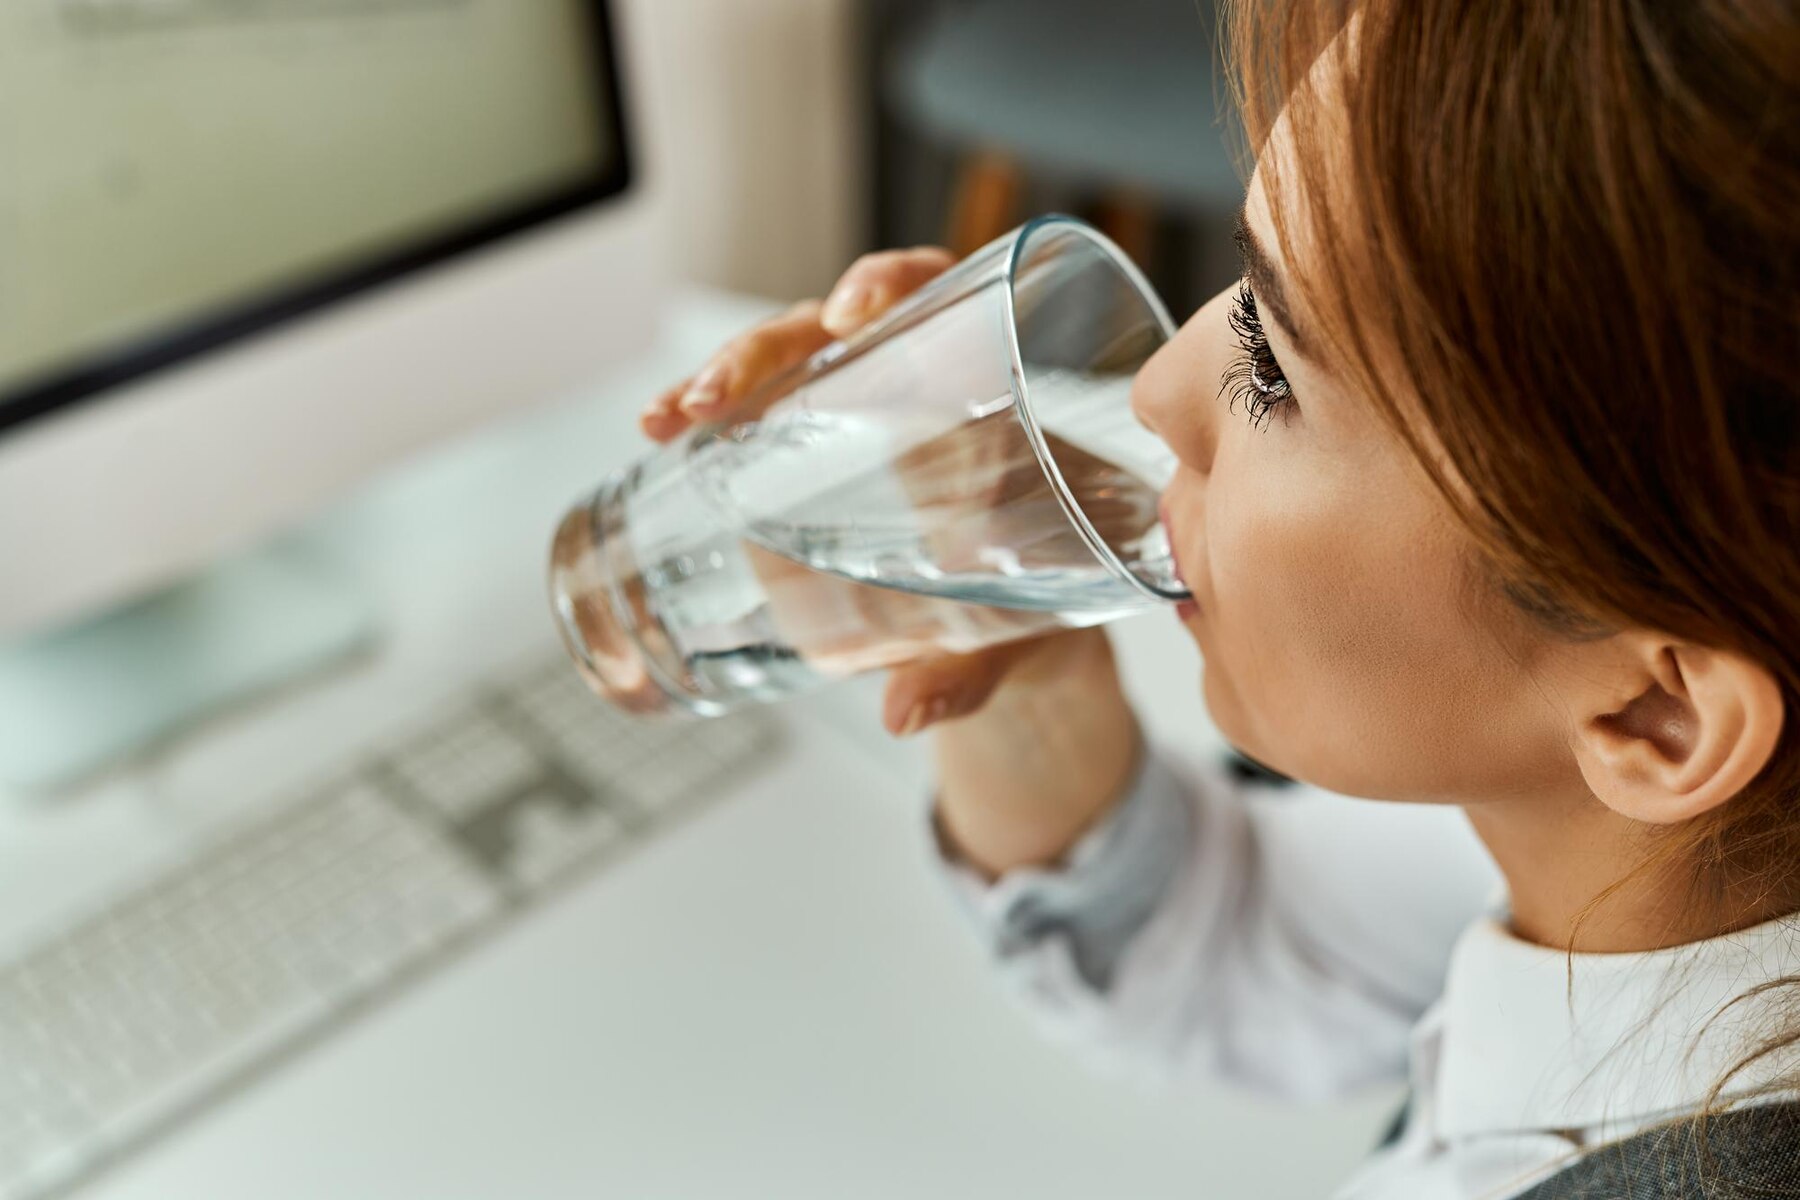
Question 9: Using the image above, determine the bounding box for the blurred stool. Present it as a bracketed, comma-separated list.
[886, 0, 1240, 264]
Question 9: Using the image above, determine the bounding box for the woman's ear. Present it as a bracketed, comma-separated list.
[1570, 635, 1785, 825]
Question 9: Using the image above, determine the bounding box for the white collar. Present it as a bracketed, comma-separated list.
[1433, 909, 1800, 1140]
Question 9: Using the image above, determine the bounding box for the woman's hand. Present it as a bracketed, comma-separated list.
[640, 248, 1145, 876]
[640, 247, 959, 438]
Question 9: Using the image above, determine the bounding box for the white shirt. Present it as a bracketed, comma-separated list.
[930, 751, 1800, 1199]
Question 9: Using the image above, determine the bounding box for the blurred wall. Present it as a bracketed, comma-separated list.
[620, 0, 867, 302]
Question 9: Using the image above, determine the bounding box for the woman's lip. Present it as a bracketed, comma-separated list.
[1158, 498, 1197, 616]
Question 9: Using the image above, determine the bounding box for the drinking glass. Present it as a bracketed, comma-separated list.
[549, 215, 1188, 716]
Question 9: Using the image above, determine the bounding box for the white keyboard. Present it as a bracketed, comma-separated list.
[0, 656, 781, 1200]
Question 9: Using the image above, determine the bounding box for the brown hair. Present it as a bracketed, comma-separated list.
[1221, 0, 1800, 1119]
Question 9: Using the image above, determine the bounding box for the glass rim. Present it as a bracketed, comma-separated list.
[999, 213, 1189, 603]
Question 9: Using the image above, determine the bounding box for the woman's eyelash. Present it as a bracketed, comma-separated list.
[1220, 281, 1296, 429]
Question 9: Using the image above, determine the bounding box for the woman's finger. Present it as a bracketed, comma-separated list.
[880, 640, 1037, 736]
[638, 244, 956, 443]
[638, 378, 693, 442]
[820, 246, 957, 338]
[680, 298, 832, 421]
[639, 299, 833, 442]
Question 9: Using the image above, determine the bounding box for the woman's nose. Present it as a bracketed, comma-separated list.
[1129, 372, 1164, 441]
[1131, 343, 1215, 477]
[1129, 338, 1179, 437]
[1133, 287, 1239, 475]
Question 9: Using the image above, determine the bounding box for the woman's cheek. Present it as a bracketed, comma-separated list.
[1197, 450, 1337, 736]
[1199, 441, 1425, 787]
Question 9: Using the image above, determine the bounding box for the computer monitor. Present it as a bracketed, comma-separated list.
[0, 0, 662, 786]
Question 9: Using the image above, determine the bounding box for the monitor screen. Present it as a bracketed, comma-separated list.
[0, 0, 629, 434]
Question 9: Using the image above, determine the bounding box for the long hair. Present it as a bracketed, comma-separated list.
[1220, 0, 1800, 1115]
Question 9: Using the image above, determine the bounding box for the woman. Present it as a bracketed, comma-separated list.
[643, 1, 1800, 1194]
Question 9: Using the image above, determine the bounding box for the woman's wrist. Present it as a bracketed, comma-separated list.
[932, 664, 1144, 879]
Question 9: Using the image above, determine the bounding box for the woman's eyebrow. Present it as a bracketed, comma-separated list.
[1233, 203, 1313, 359]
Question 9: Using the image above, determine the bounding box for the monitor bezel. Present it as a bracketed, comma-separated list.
[0, 0, 633, 439]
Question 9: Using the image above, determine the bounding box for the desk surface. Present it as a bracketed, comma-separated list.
[5, 290, 1397, 1199]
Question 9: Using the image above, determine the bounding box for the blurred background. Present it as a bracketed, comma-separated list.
[637, 0, 1243, 313]
[0, 3, 1401, 1198]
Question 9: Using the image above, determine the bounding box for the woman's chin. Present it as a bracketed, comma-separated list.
[1199, 661, 1278, 773]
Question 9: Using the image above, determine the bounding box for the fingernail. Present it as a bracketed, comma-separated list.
[898, 702, 929, 737]
[904, 697, 950, 737]
[682, 366, 728, 413]
[821, 284, 870, 330]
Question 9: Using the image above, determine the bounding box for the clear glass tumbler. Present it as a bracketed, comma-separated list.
[549, 215, 1188, 716]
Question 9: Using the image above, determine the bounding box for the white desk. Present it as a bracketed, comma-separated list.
[3, 290, 1398, 1199]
